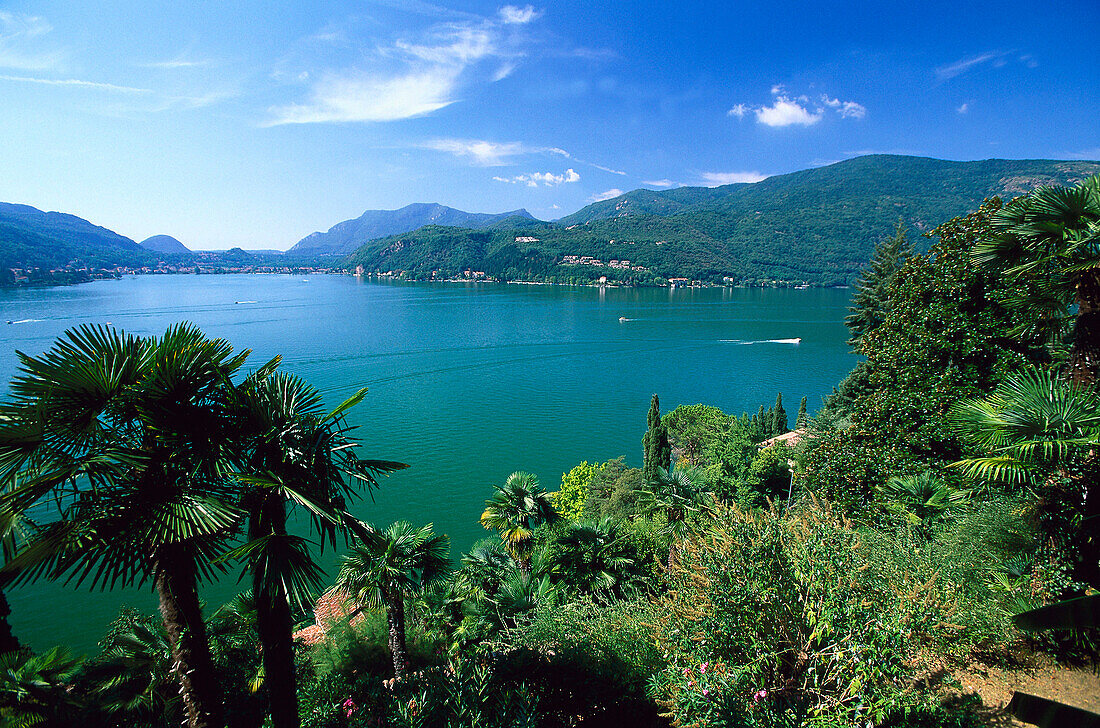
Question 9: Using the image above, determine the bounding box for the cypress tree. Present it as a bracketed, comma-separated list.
[845, 220, 913, 350]
[796, 396, 808, 428]
[642, 394, 671, 482]
[773, 393, 787, 434]
[756, 405, 767, 438]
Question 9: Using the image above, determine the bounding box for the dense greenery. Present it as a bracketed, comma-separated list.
[2, 177, 1099, 727]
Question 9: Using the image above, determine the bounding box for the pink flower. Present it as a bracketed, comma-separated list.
[753, 688, 767, 703]
[342, 698, 358, 717]
[683, 667, 693, 678]
[703, 688, 711, 698]
[700, 662, 708, 674]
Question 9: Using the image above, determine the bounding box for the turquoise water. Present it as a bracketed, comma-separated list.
[0, 275, 855, 652]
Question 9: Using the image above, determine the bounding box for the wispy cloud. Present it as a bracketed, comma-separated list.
[0, 11, 64, 71]
[644, 179, 677, 188]
[590, 188, 623, 202]
[268, 8, 540, 125]
[730, 87, 864, 128]
[957, 102, 970, 114]
[424, 138, 529, 165]
[499, 5, 541, 24]
[144, 56, 213, 69]
[0, 74, 150, 93]
[492, 168, 579, 187]
[935, 51, 1034, 81]
[699, 171, 767, 186]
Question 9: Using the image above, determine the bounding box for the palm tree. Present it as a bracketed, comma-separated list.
[877, 471, 969, 538]
[0, 324, 248, 728]
[229, 371, 406, 728]
[332, 521, 450, 679]
[0, 646, 82, 726]
[552, 517, 638, 595]
[950, 366, 1100, 585]
[480, 472, 560, 572]
[972, 176, 1100, 386]
[643, 465, 711, 569]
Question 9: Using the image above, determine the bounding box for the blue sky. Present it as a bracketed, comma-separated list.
[0, 0, 1097, 250]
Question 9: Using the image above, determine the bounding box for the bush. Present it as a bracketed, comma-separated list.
[650, 500, 949, 727]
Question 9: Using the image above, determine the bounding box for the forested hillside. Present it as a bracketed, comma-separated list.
[343, 155, 1100, 285]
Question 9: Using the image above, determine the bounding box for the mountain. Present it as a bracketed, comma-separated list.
[0, 202, 151, 271]
[139, 234, 190, 254]
[344, 155, 1100, 286]
[289, 203, 536, 256]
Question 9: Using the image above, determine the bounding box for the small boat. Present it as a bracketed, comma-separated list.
[619, 316, 629, 322]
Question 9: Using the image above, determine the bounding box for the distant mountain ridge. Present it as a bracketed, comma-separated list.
[289, 202, 536, 255]
[139, 234, 190, 254]
[343, 155, 1100, 286]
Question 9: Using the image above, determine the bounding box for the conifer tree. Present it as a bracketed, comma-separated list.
[773, 393, 788, 434]
[756, 405, 767, 438]
[642, 394, 671, 483]
[845, 220, 913, 350]
[796, 396, 808, 428]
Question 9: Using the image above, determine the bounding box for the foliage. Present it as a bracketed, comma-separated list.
[583, 457, 648, 521]
[0, 646, 83, 727]
[802, 199, 1046, 510]
[649, 500, 997, 727]
[951, 366, 1100, 587]
[845, 220, 913, 348]
[550, 460, 604, 522]
[973, 175, 1100, 385]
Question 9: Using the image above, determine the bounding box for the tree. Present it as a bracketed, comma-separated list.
[951, 366, 1100, 585]
[642, 465, 711, 568]
[877, 471, 968, 538]
[480, 472, 560, 572]
[333, 521, 450, 679]
[972, 176, 1100, 387]
[845, 219, 913, 349]
[0, 324, 246, 728]
[551, 517, 638, 596]
[662, 404, 730, 465]
[0, 646, 82, 726]
[772, 393, 788, 435]
[231, 371, 406, 728]
[642, 395, 671, 483]
[796, 396, 808, 429]
[552, 461, 604, 522]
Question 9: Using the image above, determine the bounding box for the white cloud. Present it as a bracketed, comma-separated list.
[0, 11, 63, 71]
[499, 5, 541, 24]
[699, 171, 767, 186]
[269, 11, 530, 125]
[821, 95, 865, 119]
[769, 84, 786, 95]
[644, 179, 677, 188]
[590, 189, 623, 202]
[270, 69, 459, 123]
[728, 103, 749, 119]
[957, 102, 969, 114]
[0, 74, 150, 93]
[493, 168, 579, 186]
[755, 96, 822, 127]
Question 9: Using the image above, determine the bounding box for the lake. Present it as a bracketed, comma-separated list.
[0, 274, 856, 652]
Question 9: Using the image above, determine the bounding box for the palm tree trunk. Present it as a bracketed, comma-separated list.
[0, 585, 18, 653]
[1069, 271, 1100, 388]
[155, 544, 225, 728]
[254, 498, 300, 728]
[384, 590, 409, 680]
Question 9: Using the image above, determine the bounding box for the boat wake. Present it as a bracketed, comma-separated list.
[6, 319, 41, 324]
[234, 300, 258, 304]
[719, 338, 801, 345]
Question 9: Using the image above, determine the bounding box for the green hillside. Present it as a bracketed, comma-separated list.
[344, 155, 1100, 285]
